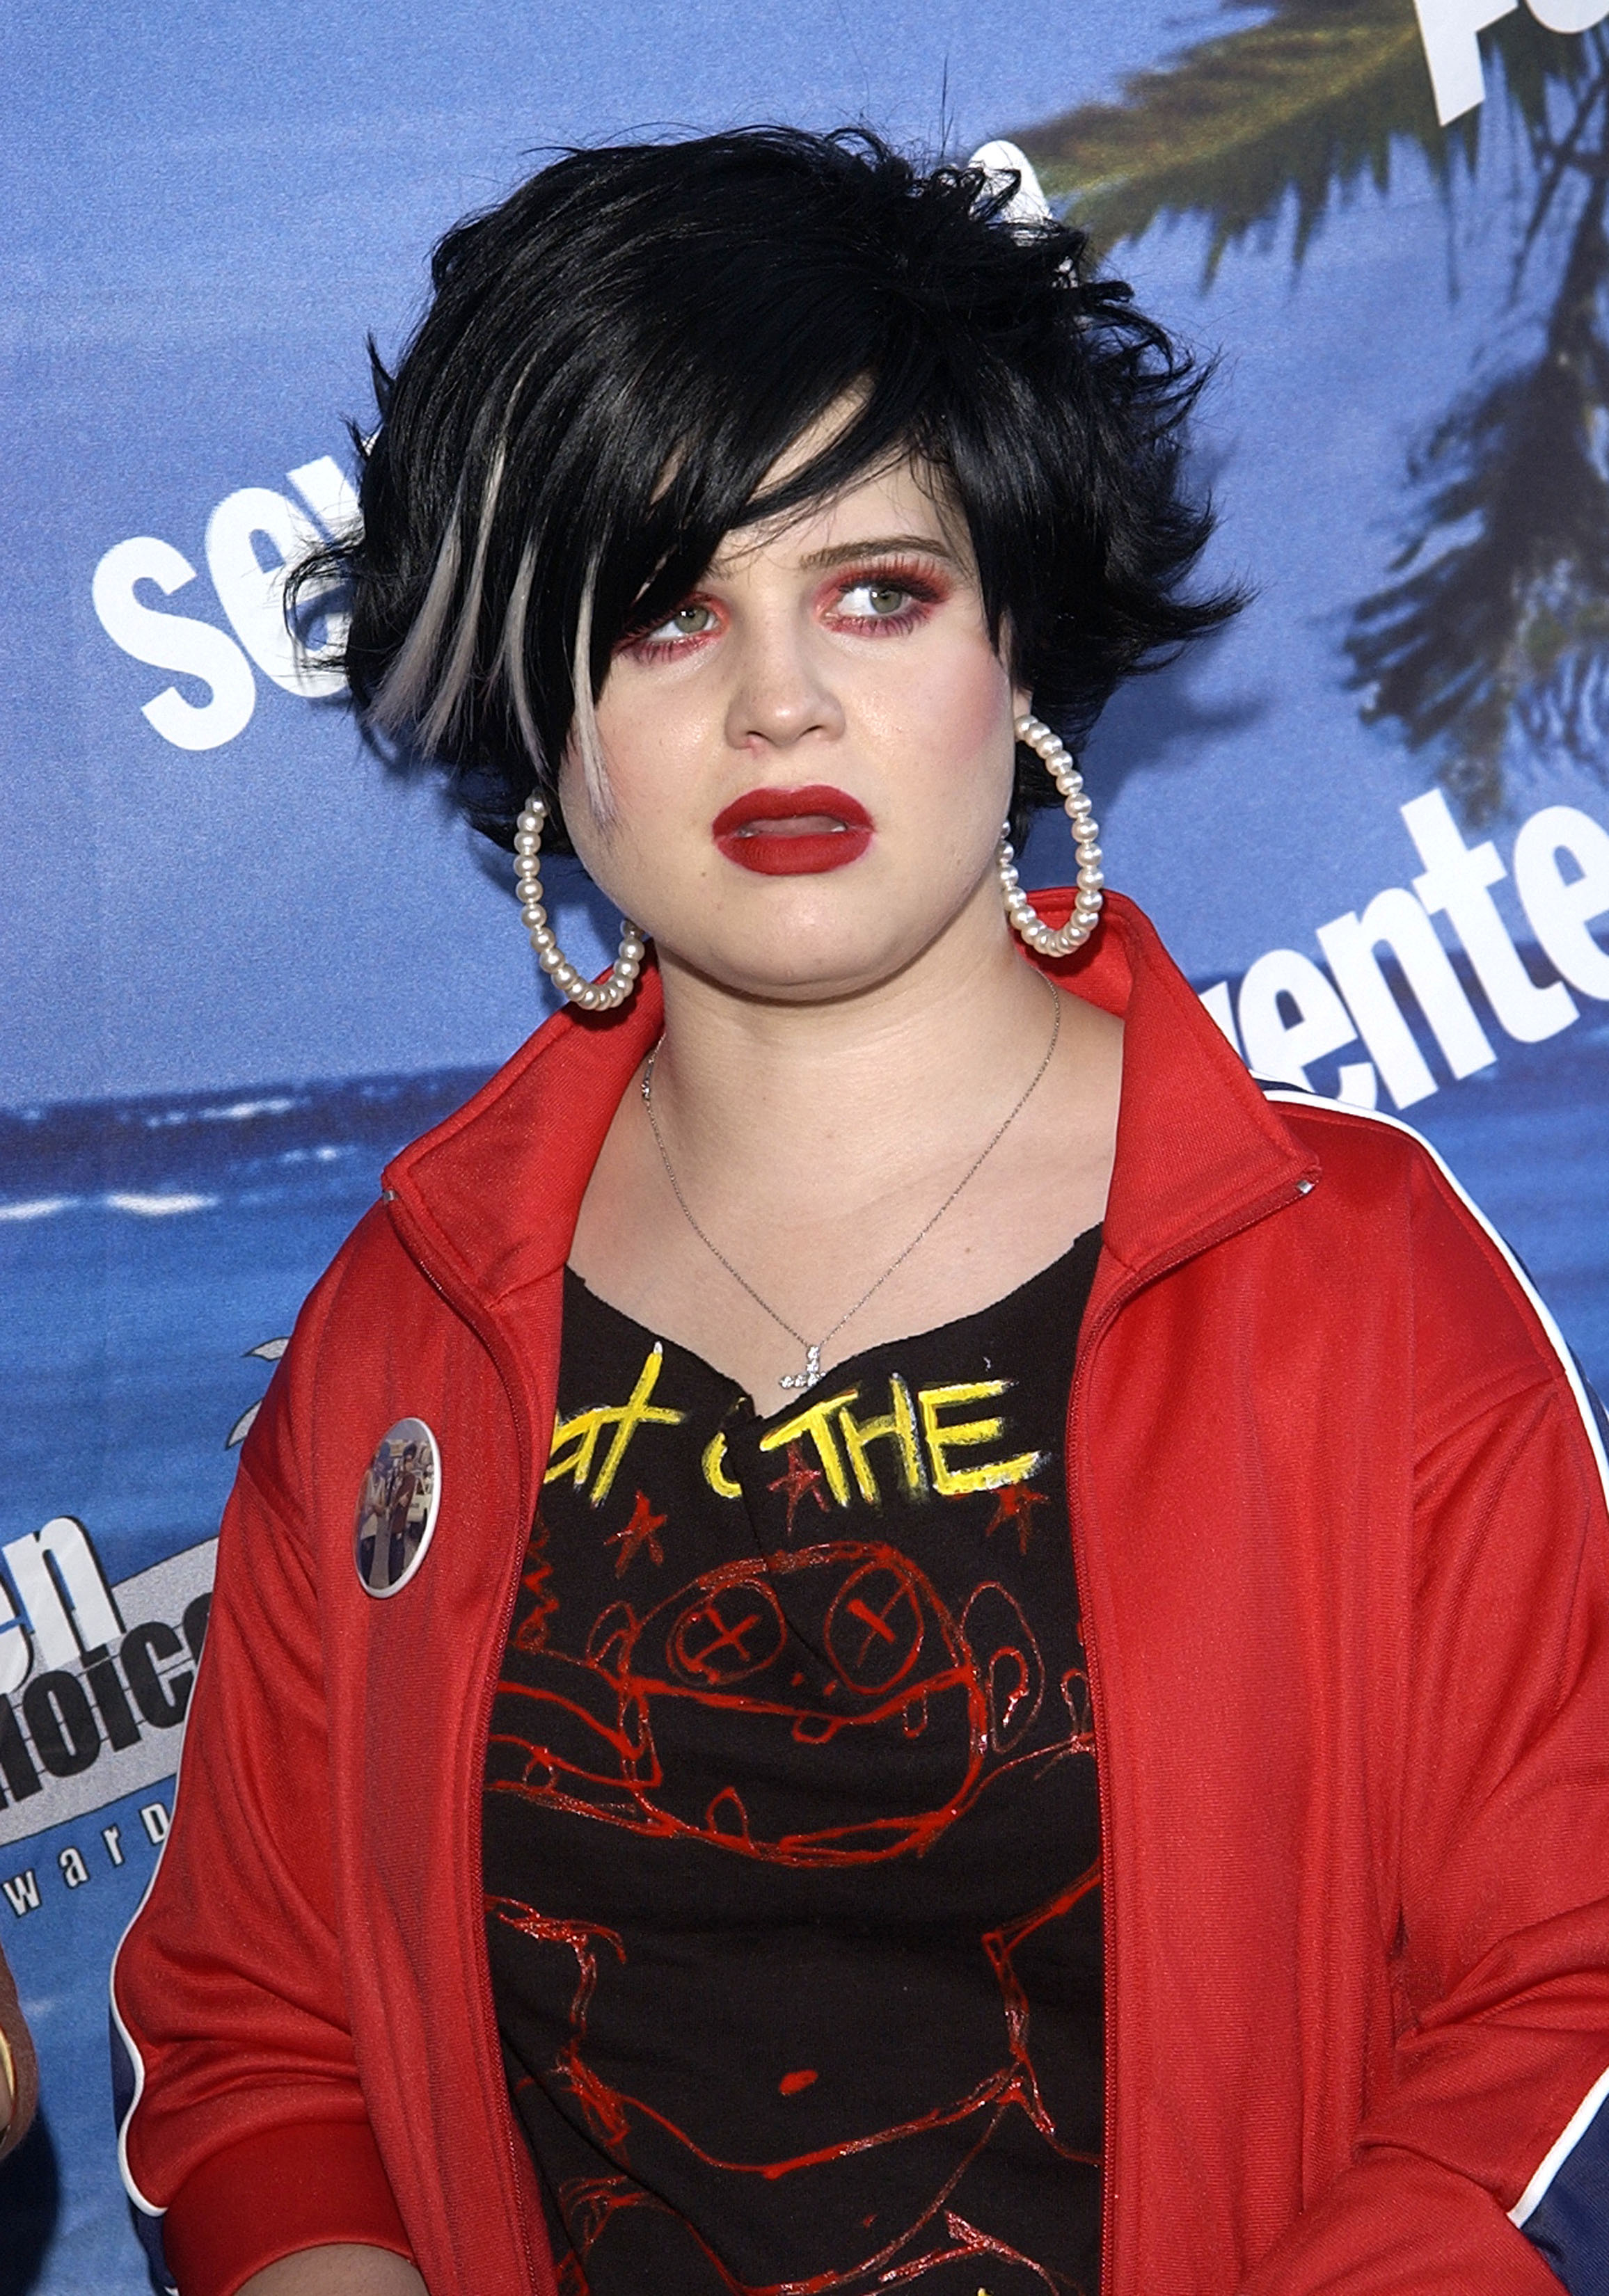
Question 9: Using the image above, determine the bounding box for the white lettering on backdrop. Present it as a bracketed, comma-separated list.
[1218, 796, 1609, 1109]
[1413, 0, 1609, 126]
[90, 453, 357, 749]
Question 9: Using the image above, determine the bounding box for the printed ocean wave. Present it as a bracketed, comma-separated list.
[0, 1193, 220, 1220]
[104, 1191, 218, 1216]
[0, 1069, 493, 1200]
[1, 1161, 363, 1225]
[143, 1094, 301, 1129]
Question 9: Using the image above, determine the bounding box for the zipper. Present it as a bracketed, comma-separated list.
[381, 1191, 546, 2294]
[1069, 1174, 1317, 2296]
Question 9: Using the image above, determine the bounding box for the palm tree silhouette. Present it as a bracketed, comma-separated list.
[1014, 3, 1609, 821]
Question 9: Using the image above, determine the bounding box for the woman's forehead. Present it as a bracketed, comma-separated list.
[706, 456, 972, 579]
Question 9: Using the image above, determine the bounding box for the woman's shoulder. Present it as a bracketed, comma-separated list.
[1263, 1086, 1601, 1435]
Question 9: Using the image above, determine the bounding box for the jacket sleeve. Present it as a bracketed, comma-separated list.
[1242, 1167, 1609, 2294]
[112, 1251, 414, 2296]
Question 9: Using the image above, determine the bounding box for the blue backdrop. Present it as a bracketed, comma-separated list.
[6, 0, 1609, 2283]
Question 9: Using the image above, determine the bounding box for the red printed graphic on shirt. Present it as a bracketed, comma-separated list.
[489, 1536, 1092, 1862]
[483, 1236, 1104, 2296]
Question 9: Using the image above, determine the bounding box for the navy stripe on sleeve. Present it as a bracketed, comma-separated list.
[1519, 2083, 1609, 2295]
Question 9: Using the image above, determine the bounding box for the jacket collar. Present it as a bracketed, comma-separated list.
[383, 889, 1317, 1312]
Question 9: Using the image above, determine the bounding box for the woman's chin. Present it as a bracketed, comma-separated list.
[658, 911, 981, 1007]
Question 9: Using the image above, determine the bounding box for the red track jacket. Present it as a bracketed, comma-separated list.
[113, 892, 1609, 2296]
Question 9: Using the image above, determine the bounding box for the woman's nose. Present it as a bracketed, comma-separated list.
[723, 616, 844, 753]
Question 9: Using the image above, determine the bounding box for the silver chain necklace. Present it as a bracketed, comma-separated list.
[640, 976, 1062, 1392]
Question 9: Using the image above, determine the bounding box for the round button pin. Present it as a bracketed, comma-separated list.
[354, 1418, 441, 1597]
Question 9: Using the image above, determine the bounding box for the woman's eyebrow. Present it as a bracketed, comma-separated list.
[795, 533, 960, 571]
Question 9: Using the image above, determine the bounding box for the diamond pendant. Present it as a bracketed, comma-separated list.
[778, 1343, 823, 1392]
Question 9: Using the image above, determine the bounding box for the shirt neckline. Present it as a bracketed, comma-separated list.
[564, 1222, 1103, 1430]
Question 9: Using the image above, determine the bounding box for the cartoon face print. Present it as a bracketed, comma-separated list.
[487, 1536, 1091, 1865]
[491, 1540, 985, 1860]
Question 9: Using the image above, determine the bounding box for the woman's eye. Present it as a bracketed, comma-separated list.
[642, 602, 718, 644]
[839, 580, 913, 620]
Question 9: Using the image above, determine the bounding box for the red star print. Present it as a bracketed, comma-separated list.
[605, 1491, 667, 1576]
[984, 1481, 1050, 1556]
[768, 1442, 829, 1540]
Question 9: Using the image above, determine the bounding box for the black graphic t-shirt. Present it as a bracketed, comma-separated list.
[484, 1227, 1104, 2296]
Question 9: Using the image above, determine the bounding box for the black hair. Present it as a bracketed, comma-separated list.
[296, 125, 1241, 849]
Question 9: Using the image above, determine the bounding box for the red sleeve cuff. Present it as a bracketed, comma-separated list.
[161, 2117, 413, 2296]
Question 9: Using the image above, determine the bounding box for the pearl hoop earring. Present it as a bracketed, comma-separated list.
[514, 793, 647, 1012]
[999, 715, 1104, 956]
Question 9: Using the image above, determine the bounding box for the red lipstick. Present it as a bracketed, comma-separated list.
[711, 785, 874, 876]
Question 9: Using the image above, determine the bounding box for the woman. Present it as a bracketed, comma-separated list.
[111, 128, 1609, 2296]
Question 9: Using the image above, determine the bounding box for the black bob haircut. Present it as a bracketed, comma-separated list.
[299, 125, 1241, 850]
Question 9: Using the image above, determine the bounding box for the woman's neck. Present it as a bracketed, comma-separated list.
[645, 898, 1061, 1221]
[569, 874, 1122, 1398]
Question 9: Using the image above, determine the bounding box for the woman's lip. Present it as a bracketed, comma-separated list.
[711, 785, 875, 877]
[711, 784, 873, 836]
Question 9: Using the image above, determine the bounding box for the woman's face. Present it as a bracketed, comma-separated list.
[559, 448, 1029, 1004]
